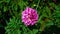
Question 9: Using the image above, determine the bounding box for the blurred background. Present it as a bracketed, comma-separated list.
[0, 0, 60, 34]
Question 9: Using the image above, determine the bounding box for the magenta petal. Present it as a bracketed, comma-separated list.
[22, 7, 38, 26]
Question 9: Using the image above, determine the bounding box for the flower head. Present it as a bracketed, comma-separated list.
[22, 7, 38, 26]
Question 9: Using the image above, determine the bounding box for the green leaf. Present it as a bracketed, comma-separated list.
[45, 20, 53, 27]
[3, 0, 10, 3]
[18, 0, 24, 10]
[4, 7, 7, 12]
[33, 29, 38, 34]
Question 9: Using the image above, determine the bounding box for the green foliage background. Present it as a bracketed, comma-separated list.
[0, 0, 60, 34]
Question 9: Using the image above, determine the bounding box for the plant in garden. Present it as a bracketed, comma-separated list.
[0, 0, 60, 34]
[22, 7, 38, 26]
[5, 18, 22, 34]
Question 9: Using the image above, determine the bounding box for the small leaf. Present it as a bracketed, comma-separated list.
[4, 7, 7, 12]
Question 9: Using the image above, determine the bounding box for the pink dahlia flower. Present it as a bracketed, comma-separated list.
[22, 7, 38, 26]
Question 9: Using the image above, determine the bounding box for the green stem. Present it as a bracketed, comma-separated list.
[36, 0, 40, 10]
